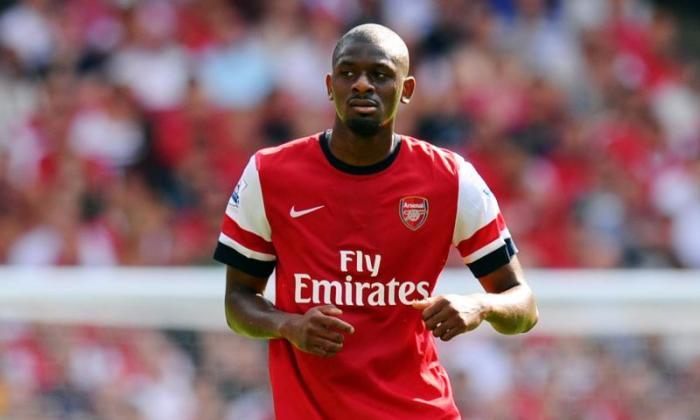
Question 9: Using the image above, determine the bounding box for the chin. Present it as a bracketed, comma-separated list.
[346, 117, 381, 137]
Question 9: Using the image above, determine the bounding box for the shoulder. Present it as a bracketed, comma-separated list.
[253, 133, 321, 172]
[399, 135, 464, 176]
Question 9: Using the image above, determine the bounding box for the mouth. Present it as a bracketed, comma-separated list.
[348, 98, 379, 114]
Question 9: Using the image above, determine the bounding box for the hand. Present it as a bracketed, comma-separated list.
[280, 305, 355, 358]
[412, 294, 488, 341]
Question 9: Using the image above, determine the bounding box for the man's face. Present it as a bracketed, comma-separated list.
[326, 41, 414, 137]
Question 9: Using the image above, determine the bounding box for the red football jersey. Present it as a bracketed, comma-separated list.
[214, 132, 516, 419]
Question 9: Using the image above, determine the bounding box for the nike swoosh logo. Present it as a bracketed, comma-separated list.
[290, 205, 325, 218]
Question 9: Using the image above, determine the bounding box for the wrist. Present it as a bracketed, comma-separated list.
[475, 293, 494, 322]
[277, 313, 302, 341]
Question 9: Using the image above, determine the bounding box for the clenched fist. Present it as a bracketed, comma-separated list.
[280, 305, 355, 357]
[412, 294, 488, 341]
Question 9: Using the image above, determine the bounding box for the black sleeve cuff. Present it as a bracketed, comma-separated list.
[467, 238, 517, 278]
[213, 242, 276, 278]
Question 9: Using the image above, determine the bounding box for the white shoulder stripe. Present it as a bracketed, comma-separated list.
[219, 233, 276, 262]
[226, 156, 272, 242]
[452, 153, 501, 246]
[462, 229, 511, 264]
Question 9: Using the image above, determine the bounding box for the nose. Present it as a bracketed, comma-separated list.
[352, 72, 374, 94]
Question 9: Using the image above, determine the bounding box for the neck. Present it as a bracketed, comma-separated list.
[328, 120, 396, 166]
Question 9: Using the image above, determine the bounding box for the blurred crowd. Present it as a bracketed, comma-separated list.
[3, 2, 700, 419]
[1, 0, 699, 268]
[0, 324, 272, 420]
[1, 324, 700, 420]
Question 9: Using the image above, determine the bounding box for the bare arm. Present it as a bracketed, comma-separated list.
[224, 265, 288, 339]
[412, 255, 538, 340]
[225, 266, 354, 357]
[474, 256, 538, 334]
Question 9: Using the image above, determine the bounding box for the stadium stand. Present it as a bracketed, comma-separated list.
[1, 0, 699, 418]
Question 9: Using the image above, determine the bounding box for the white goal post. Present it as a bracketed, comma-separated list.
[0, 267, 698, 335]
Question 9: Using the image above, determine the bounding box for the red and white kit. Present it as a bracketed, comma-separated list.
[214, 131, 516, 420]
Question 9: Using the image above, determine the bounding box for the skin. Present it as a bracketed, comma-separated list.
[225, 265, 354, 358]
[224, 24, 538, 357]
[411, 256, 538, 340]
[324, 24, 415, 166]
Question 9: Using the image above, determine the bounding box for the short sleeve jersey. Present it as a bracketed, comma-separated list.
[213, 132, 517, 420]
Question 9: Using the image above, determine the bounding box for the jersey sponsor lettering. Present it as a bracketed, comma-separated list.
[294, 274, 430, 306]
[294, 249, 429, 306]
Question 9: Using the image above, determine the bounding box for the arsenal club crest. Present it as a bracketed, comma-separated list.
[399, 196, 429, 231]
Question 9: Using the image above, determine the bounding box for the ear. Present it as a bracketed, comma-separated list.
[400, 76, 416, 104]
[325, 74, 333, 100]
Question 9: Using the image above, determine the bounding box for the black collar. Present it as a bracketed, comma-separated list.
[320, 130, 402, 175]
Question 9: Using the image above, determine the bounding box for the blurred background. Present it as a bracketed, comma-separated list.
[1, 0, 699, 418]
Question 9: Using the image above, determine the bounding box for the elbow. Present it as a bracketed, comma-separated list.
[516, 293, 539, 334]
[492, 296, 539, 335]
[225, 312, 239, 333]
[521, 306, 538, 333]
[494, 316, 537, 335]
[225, 309, 239, 333]
[519, 296, 539, 334]
[225, 310, 249, 336]
[224, 296, 244, 335]
[493, 317, 536, 335]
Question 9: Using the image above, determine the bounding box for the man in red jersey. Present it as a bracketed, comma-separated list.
[213, 24, 538, 419]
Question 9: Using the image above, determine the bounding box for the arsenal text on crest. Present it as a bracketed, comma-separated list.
[399, 196, 429, 231]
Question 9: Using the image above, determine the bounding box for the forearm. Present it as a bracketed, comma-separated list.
[225, 289, 299, 339]
[478, 284, 538, 335]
